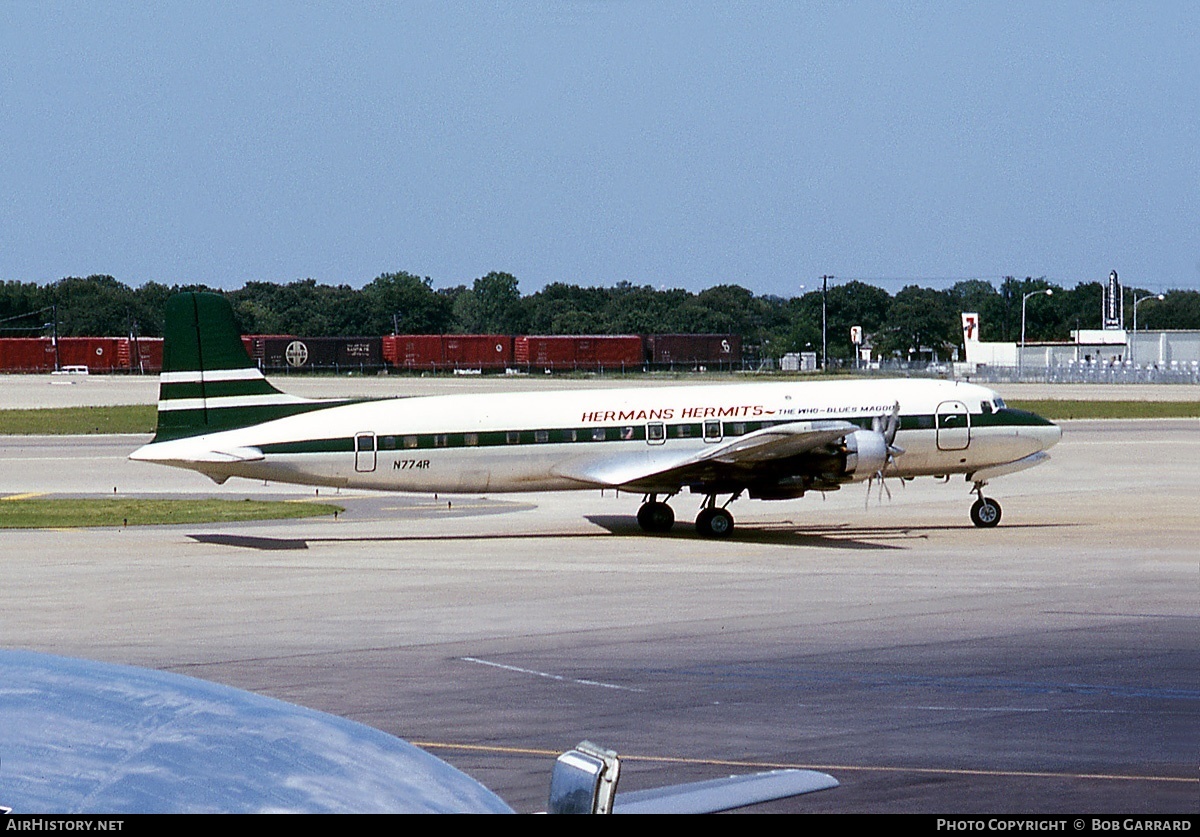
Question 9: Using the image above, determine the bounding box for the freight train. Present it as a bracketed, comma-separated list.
[0, 333, 743, 373]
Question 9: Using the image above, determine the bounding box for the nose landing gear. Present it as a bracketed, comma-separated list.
[969, 482, 1002, 528]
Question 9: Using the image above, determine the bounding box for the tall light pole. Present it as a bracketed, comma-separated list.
[1020, 288, 1052, 379]
[1131, 292, 1164, 365]
[821, 275, 833, 371]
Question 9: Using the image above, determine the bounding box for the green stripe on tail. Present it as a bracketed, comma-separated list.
[154, 293, 342, 441]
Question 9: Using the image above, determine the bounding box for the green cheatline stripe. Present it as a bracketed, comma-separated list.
[255, 409, 1051, 456]
[158, 378, 283, 400]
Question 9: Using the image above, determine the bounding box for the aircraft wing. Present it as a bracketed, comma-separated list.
[613, 768, 838, 814]
[554, 419, 857, 490]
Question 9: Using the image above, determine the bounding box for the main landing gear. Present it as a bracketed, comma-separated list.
[695, 506, 734, 538]
[636, 493, 739, 538]
[636, 496, 675, 533]
[969, 482, 1002, 528]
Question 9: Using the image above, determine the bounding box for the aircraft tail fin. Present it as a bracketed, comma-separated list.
[153, 292, 326, 441]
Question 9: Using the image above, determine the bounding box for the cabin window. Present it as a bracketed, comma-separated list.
[731, 422, 746, 435]
[535, 430, 549, 443]
[464, 433, 478, 447]
[564, 429, 578, 442]
[403, 435, 418, 449]
[592, 428, 606, 441]
[506, 431, 520, 444]
[381, 435, 397, 450]
[646, 423, 665, 443]
[434, 434, 448, 447]
[703, 420, 722, 442]
[620, 426, 635, 440]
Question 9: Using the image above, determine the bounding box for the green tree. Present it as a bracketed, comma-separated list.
[361, 272, 452, 334]
[47, 276, 140, 337]
[876, 285, 958, 360]
[471, 271, 526, 333]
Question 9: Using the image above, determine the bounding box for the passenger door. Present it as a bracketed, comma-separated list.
[936, 401, 970, 451]
[355, 432, 377, 472]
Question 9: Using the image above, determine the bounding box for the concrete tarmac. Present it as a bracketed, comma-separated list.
[0, 381, 1196, 813]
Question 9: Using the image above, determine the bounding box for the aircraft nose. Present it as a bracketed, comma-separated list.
[1001, 408, 1061, 452]
[1024, 412, 1062, 451]
[1040, 421, 1063, 451]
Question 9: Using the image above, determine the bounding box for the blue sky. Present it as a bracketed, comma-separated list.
[3, 2, 1197, 295]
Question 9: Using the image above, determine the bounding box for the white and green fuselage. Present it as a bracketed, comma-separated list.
[130, 293, 1060, 528]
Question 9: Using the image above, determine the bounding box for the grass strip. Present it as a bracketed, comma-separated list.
[0, 405, 156, 434]
[1007, 400, 1200, 420]
[0, 497, 344, 529]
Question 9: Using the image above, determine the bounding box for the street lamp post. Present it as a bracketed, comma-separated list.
[1130, 293, 1164, 366]
[821, 275, 833, 371]
[1020, 288, 1053, 380]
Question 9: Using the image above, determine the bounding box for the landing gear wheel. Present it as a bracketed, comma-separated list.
[637, 501, 675, 533]
[970, 497, 1002, 528]
[695, 507, 734, 538]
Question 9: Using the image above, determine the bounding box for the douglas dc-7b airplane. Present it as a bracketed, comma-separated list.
[131, 292, 1061, 536]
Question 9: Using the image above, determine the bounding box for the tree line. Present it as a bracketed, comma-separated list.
[2, 272, 1198, 364]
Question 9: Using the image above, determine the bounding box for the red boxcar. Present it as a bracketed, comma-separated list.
[443, 335, 512, 369]
[131, 337, 163, 372]
[383, 335, 513, 371]
[52, 338, 125, 372]
[645, 334, 742, 369]
[515, 335, 643, 371]
[0, 338, 57, 372]
[384, 335, 443, 370]
[0, 337, 165, 373]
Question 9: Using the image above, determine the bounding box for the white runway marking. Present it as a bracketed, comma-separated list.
[901, 705, 1126, 714]
[461, 656, 645, 692]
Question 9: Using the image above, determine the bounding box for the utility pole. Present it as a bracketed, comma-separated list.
[821, 275, 833, 371]
[52, 304, 60, 372]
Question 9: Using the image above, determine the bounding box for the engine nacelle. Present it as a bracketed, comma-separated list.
[843, 430, 888, 481]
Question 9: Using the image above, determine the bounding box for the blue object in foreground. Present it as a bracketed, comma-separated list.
[0, 650, 513, 814]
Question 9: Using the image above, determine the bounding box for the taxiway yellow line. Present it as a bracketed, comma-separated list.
[409, 741, 1196, 785]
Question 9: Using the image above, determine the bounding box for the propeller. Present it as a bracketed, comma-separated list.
[866, 402, 904, 507]
[871, 401, 903, 453]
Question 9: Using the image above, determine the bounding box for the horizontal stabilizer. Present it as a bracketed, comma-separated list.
[185, 446, 265, 464]
[129, 443, 264, 465]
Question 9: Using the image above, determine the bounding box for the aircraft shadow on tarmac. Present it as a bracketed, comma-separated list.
[187, 518, 1070, 552]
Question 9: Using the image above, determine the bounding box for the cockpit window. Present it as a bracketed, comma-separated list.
[994, 397, 1006, 409]
[981, 401, 993, 414]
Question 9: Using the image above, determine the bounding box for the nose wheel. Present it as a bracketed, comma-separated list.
[636, 499, 675, 533]
[970, 496, 1002, 528]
